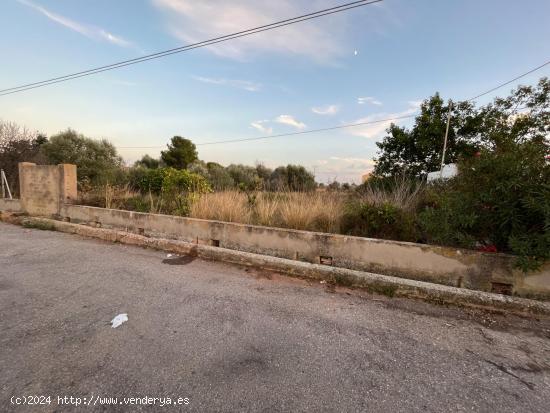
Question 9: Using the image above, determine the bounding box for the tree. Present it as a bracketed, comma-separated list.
[0, 121, 47, 195]
[374, 95, 478, 177]
[206, 162, 234, 190]
[374, 78, 550, 178]
[226, 164, 260, 190]
[270, 165, 316, 191]
[160, 136, 198, 169]
[41, 129, 123, 185]
[134, 154, 161, 169]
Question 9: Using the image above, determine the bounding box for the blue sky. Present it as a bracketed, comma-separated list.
[1, 0, 549, 183]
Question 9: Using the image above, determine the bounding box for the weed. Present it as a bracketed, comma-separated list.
[22, 220, 56, 231]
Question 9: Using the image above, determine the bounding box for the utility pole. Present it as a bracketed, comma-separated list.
[440, 100, 453, 179]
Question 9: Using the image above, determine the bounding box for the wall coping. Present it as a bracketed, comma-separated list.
[65, 204, 516, 262]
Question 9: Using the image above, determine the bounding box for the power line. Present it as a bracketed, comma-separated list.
[117, 60, 548, 149]
[117, 114, 417, 149]
[466, 59, 550, 101]
[0, 0, 383, 96]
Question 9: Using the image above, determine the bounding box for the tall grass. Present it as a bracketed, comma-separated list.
[189, 191, 252, 224]
[189, 191, 344, 233]
[78, 180, 424, 238]
[358, 176, 423, 212]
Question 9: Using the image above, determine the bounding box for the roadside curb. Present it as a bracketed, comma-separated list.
[4, 213, 550, 318]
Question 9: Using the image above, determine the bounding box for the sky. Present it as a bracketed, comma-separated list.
[1, 0, 549, 183]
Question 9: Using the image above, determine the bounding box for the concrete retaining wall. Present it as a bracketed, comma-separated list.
[59, 204, 550, 298]
[3, 161, 549, 299]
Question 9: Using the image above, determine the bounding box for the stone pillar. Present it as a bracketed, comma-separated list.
[18, 163, 77, 216]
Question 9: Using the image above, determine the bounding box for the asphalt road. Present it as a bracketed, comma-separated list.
[1, 222, 550, 412]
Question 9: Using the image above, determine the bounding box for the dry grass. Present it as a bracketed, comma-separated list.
[78, 184, 140, 210]
[359, 176, 423, 212]
[189, 191, 344, 233]
[189, 191, 252, 224]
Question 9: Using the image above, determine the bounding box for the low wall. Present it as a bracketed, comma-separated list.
[0, 198, 22, 212]
[59, 204, 550, 298]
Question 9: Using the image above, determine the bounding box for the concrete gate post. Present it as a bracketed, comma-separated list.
[18, 163, 77, 216]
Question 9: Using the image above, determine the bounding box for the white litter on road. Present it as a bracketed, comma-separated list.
[167, 253, 173, 258]
[111, 313, 128, 328]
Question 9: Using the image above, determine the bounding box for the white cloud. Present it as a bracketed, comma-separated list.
[313, 157, 376, 184]
[250, 120, 272, 134]
[17, 0, 133, 48]
[152, 0, 354, 61]
[347, 102, 419, 139]
[275, 115, 306, 130]
[357, 96, 382, 106]
[329, 156, 375, 166]
[192, 76, 261, 92]
[311, 104, 339, 115]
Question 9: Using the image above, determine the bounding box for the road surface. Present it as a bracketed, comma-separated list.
[1, 222, 550, 412]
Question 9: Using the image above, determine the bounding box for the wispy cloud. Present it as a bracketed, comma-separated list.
[192, 76, 261, 92]
[329, 156, 375, 166]
[347, 102, 419, 139]
[275, 115, 306, 130]
[17, 0, 133, 48]
[357, 96, 382, 106]
[250, 120, 272, 134]
[151, 0, 366, 62]
[311, 104, 339, 115]
[313, 156, 375, 184]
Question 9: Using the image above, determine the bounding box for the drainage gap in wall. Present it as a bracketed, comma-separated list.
[210, 239, 220, 247]
[137, 227, 145, 235]
[491, 282, 513, 295]
[319, 256, 333, 266]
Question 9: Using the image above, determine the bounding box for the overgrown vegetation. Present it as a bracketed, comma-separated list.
[2, 78, 548, 271]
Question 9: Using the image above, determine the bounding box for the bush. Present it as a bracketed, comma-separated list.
[160, 168, 212, 216]
[129, 167, 165, 194]
[418, 141, 549, 271]
[342, 201, 418, 241]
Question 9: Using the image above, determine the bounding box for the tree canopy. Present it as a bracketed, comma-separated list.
[160, 136, 198, 169]
[41, 129, 123, 185]
[374, 77, 550, 177]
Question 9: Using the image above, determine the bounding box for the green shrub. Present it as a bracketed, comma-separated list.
[160, 168, 212, 216]
[341, 201, 418, 241]
[419, 141, 549, 271]
[129, 167, 164, 194]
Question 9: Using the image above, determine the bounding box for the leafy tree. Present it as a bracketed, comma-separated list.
[226, 164, 261, 190]
[134, 154, 161, 169]
[187, 160, 209, 178]
[255, 163, 273, 189]
[160, 136, 198, 169]
[474, 77, 550, 151]
[0, 121, 47, 194]
[41, 129, 123, 185]
[270, 165, 316, 191]
[374, 78, 550, 178]
[206, 162, 234, 190]
[374, 95, 478, 177]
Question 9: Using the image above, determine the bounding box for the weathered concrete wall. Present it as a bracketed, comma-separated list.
[59, 204, 550, 298]
[4, 162, 548, 298]
[0, 198, 22, 212]
[18, 163, 77, 216]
